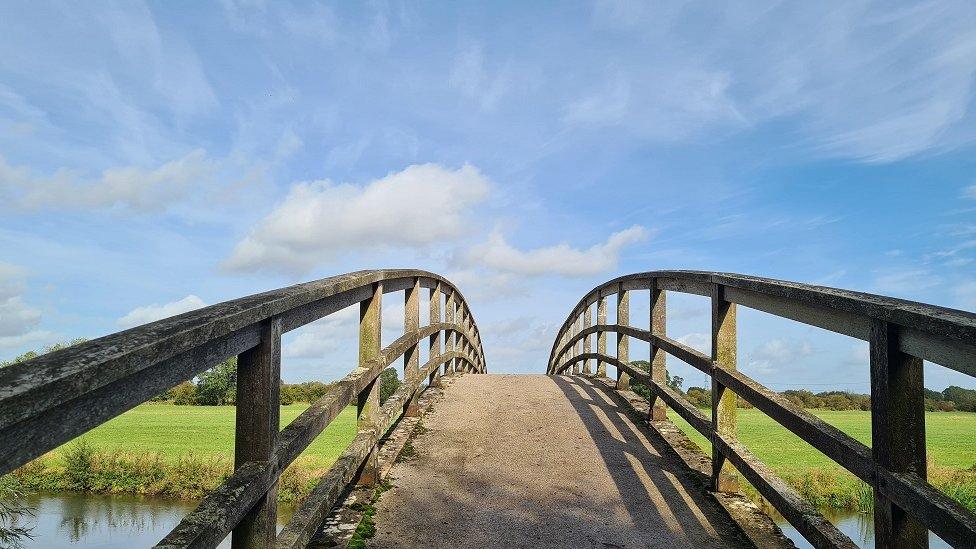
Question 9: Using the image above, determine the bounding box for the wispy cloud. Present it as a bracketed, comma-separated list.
[0, 150, 215, 212]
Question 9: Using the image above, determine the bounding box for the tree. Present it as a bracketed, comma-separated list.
[379, 367, 401, 405]
[170, 382, 197, 405]
[1, 338, 87, 368]
[195, 358, 237, 405]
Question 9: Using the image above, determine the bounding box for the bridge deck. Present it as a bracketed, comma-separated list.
[370, 374, 758, 548]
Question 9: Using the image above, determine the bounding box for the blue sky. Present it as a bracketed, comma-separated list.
[1, 1, 975, 393]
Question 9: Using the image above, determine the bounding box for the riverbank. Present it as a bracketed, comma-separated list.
[6, 403, 359, 505]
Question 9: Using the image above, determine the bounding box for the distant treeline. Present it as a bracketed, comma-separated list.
[153, 357, 402, 406]
[628, 360, 976, 412]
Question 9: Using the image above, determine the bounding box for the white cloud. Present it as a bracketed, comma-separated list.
[224, 163, 491, 273]
[117, 295, 207, 329]
[283, 306, 357, 359]
[0, 149, 215, 211]
[459, 225, 648, 278]
[962, 185, 976, 200]
[747, 338, 814, 375]
[0, 263, 45, 345]
[677, 332, 710, 355]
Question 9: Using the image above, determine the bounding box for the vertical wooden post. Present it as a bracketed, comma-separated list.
[597, 295, 608, 377]
[870, 320, 927, 548]
[571, 314, 581, 375]
[649, 279, 667, 421]
[445, 290, 456, 375]
[404, 278, 420, 416]
[582, 304, 592, 375]
[711, 284, 738, 493]
[232, 315, 282, 549]
[616, 285, 630, 390]
[429, 284, 442, 387]
[357, 282, 382, 487]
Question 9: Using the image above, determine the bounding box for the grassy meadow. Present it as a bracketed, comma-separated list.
[60, 403, 358, 467]
[668, 408, 976, 511]
[7, 403, 975, 513]
[9, 404, 358, 503]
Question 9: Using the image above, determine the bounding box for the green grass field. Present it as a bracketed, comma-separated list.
[15, 403, 975, 511]
[54, 403, 358, 468]
[668, 408, 976, 472]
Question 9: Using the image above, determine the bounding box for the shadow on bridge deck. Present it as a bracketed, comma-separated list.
[368, 374, 779, 548]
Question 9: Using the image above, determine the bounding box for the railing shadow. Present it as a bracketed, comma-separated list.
[550, 374, 750, 548]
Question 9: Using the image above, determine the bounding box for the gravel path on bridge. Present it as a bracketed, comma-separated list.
[369, 374, 752, 548]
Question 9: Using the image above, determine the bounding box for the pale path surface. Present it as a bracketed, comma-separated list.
[370, 374, 752, 548]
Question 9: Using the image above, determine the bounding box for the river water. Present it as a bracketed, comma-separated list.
[18, 493, 294, 548]
[15, 492, 952, 547]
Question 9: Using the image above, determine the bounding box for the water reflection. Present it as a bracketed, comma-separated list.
[20, 492, 293, 548]
[772, 507, 951, 548]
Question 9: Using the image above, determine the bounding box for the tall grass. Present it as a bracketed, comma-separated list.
[8, 440, 327, 504]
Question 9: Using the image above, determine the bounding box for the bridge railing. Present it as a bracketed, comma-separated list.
[0, 269, 486, 549]
[547, 271, 976, 549]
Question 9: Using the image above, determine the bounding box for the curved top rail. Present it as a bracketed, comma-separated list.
[0, 268, 484, 442]
[548, 270, 976, 375]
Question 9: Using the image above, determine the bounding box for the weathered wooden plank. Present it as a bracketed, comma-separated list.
[656, 276, 711, 296]
[878, 469, 976, 548]
[404, 278, 421, 416]
[156, 461, 273, 549]
[722, 286, 869, 341]
[711, 284, 738, 493]
[0, 325, 260, 475]
[650, 333, 711, 374]
[232, 316, 282, 549]
[597, 297, 608, 377]
[711, 367, 874, 481]
[870, 319, 928, 547]
[649, 279, 667, 420]
[357, 283, 382, 487]
[712, 434, 858, 549]
[582, 305, 592, 375]
[649, 379, 709, 435]
[617, 285, 630, 390]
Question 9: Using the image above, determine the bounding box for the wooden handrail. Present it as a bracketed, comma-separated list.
[0, 270, 487, 549]
[547, 271, 976, 549]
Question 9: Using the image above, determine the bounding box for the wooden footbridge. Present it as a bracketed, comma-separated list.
[1, 270, 975, 548]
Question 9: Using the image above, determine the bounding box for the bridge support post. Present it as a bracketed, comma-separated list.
[357, 282, 382, 487]
[616, 284, 630, 390]
[870, 320, 928, 548]
[232, 315, 282, 549]
[711, 284, 738, 493]
[429, 283, 442, 387]
[572, 315, 581, 375]
[597, 296, 607, 377]
[404, 278, 421, 416]
[446, 290, 456, 375]
[649, 279, 667, 421]
[582, 305, 592, 375]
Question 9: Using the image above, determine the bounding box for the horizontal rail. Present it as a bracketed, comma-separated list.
[547, 270, 976, 377]
[548, 270, 976, 549]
